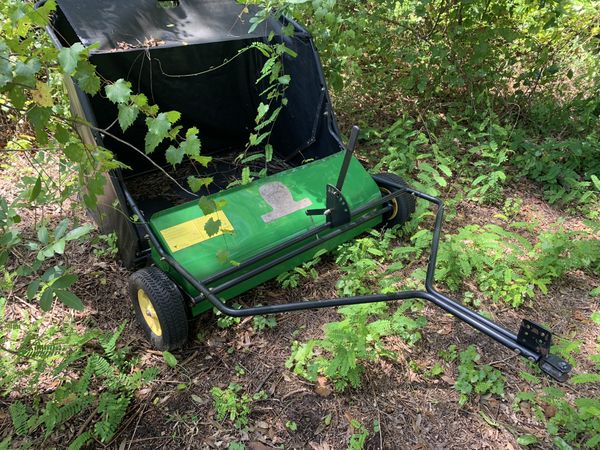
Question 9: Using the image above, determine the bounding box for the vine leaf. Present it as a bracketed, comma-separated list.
[74, 60, 101, 95]
[198, 197, 217, 215]
[241, 166, 251, 184]
[165, 145, 184, 166]
[145, 112, 172, 154]
[187, 176, 213, 193]
[180, 128, 201, 157]
[27, 106, 52, 144]
[32, 81, 53, 107]
[58, 42, 85, 75]
[256, 102, 269, 123]
[204, 218, 222, 237]
[14, 58, 41, 86]
[63, 143, 84, 162]
[117, 104, 139, 132]
[105, 79, 132, 104]
[192, 155, 212, 167]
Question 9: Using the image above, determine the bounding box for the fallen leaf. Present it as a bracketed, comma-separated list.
[248, 442, 272, 450]
[191, 394, 208, 405]
[441, 375, 455, 384]
[256, 420, 269, 429]
[309, 442, 331, 450]
[315, 376, 332, 397]
[542, 403, 557, 419]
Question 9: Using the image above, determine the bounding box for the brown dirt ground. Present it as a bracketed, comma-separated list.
[1, 115, 599, 450]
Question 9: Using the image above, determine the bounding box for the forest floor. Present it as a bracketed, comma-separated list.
[1, 116, 599, 450]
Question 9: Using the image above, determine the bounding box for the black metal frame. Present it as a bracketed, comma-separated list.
[123, 173, 572, 382]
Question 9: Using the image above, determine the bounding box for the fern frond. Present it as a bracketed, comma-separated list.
[89, 354, 115, 379]
[18, 343, 64, 359]
[9, 401, 29, 436]
[67, 431, 91, 450]
[99, 322, 126, 361]
[95, 393, 130, 443]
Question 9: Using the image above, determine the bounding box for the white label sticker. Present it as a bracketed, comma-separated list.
[260, 182, 312, 223]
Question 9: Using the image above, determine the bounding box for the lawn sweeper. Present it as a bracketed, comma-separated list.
[44, 0, 571, 381]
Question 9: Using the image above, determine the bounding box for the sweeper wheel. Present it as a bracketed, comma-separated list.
[129, 267, 189, 350]
[376, 173, 416, 227]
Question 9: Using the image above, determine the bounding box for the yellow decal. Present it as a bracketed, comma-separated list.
[160, 211, 234, 252]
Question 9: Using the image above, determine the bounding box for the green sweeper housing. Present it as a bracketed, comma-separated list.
[46, 0, 571, 381]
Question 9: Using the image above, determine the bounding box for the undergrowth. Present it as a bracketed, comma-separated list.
[1, 322, 157, 449]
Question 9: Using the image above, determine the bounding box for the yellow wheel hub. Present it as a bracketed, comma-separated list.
[380, 187, 399, 221]
[137, 289, 162, 336]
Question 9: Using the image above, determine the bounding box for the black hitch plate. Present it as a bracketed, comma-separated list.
[517, 319, 571, 381]
[517, 319, 552, 356]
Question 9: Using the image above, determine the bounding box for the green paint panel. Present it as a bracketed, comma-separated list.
[149, 151, 382, 315]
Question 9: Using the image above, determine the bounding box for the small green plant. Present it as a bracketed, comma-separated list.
[214, 305, 242, 329]
[500, 197, 524, 220]
[92, 232, 118, 258]
[277, 249, 326, 289]
[432, 224, 600, 308]
[335, 228, 397, 296]
[551, 337, 582, 367]
[347, 419, 369, 450]
[454, 346, 505, 406]
[228, 443, 245, 450]
[426, 362, 444, 378]
[252, 313, 277, 331]
[285, 420, 298, 431]
[234, 364, 246, 377]
[544, 390, 600, 449]
[286, 301, 426, 391]
[210, 383, 267, 429]
[440, 344, 458, 362]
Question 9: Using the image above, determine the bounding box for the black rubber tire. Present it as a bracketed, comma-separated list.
[375, 173, 416, 227]
[128, 267, 189, 351]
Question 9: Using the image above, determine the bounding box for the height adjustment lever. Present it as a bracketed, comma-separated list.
[306, 126, 360, 227]
[336, 125, 360, 191]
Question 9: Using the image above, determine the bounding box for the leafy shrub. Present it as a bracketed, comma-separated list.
[429, 225, 599, 307]
[286, 300, 426, 391]
[454, 345, 505, 406]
